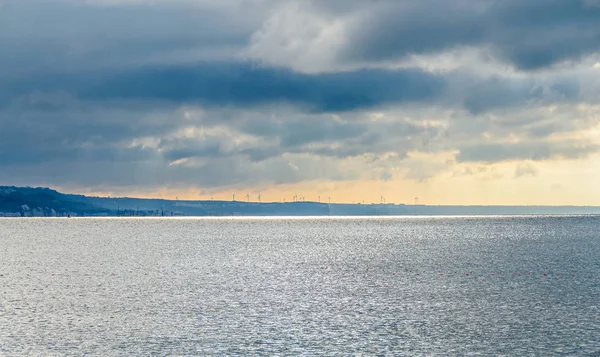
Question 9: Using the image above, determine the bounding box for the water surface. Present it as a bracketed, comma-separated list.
[1, 216, 599, 355]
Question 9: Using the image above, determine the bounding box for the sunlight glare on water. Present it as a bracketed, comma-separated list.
[0, 216, 599, 356]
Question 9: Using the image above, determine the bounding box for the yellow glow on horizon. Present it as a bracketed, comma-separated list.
[62, 121, 600, 206]
[73, 153, 600, 206]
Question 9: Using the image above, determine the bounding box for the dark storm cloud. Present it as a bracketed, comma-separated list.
[340, 0, 600, 70]
[77, 63, 444, 112]
[0, 102, 178, 165]
[0, 62, 445, 113]
[446, 73, 584, 115]
[0, 1, 444, 113]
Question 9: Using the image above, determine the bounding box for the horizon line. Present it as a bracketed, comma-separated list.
[3, 185, 600, 208]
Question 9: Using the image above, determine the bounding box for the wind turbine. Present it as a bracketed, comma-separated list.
[414, 197, 419, 205]
[232, 193, 235, 202]
[318, 195, 321, 203]
[246, 193, 250, 202]
[258, 193, 262, 202]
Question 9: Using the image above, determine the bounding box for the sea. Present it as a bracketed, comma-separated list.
[0, 216, 598, 356]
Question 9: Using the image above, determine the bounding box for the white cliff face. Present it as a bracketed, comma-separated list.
[6, 206, 61, 217]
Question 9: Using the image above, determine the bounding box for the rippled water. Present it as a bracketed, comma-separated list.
[0, 216, 599, 356]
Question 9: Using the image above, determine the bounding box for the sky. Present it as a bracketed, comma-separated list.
[1, 0, 600, 205]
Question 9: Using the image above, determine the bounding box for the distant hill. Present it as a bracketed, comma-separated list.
[1, 186, 600, 217]
[0, 186, 109, 217]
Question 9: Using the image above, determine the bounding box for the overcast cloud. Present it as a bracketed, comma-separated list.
[1, 0, 599, 196]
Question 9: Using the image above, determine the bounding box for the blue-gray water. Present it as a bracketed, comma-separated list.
[0, 216, 599, 356]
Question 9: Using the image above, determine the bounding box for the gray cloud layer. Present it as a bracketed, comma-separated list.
[335, 0, 600, 70]
[1, 0, 600, 192]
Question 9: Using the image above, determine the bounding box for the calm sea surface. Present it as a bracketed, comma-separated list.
[0, 216, 599, 356]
